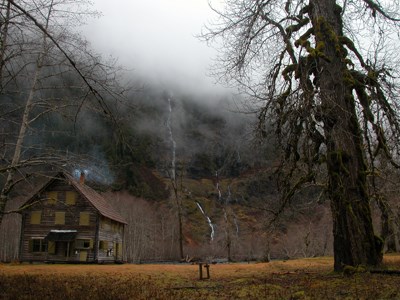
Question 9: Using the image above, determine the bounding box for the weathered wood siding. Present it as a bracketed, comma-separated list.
[97, 217, 124, 261]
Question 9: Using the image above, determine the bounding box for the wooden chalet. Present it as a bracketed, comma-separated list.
[19, 172, 127, 263]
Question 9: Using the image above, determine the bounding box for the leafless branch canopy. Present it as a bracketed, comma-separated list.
[202, 0, 400, 213]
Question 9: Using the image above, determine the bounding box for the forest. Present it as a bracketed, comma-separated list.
[1, 0, 400, 272]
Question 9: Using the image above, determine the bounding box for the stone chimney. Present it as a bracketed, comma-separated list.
[79, 171, 85, 185]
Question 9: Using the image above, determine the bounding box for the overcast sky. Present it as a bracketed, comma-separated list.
[84, 0, 226, 94]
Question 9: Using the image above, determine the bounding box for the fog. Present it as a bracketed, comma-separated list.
[83, 0, 227, 95]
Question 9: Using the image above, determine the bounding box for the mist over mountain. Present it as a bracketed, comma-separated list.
[81, 80, 271, 194]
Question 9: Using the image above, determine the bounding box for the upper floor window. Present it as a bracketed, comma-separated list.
[65, 191, 76, 205]
[30, 211, 42, 225]
[79, 212, 90, 226]
[47, 191, 58, 205]
[101, 218, 111, 230]
[55, 212, 65, 225]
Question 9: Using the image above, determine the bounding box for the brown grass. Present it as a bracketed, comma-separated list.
[1, 255, 400, 299]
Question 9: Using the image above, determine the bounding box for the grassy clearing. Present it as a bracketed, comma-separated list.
[1, 255, 400, 299]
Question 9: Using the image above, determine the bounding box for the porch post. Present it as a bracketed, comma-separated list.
[66, 242, 70, 260]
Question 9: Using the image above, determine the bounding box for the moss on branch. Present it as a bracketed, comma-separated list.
[285, 17, 310, 35]
[282, 64, 297, 81]
[294, 28, 314, 47]
[297, 4, 311, 18]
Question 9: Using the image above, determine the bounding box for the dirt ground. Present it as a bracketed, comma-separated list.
[1, 255, 400, 299]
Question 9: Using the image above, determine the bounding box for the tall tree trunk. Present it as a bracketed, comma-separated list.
[224, 209, 232, 262]
[176, 192, 184, 260]
[310, 0, 382, 271]
[0, 0, 12, 90]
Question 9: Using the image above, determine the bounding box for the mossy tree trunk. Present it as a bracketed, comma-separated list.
[310, 0, 382, 271]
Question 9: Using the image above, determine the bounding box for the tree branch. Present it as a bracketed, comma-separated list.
[362, 0, 400, 21]
[6, 0, 114, 119]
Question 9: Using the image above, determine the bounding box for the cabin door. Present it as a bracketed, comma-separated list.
[115, 243, 119, 260]
[79, 250, 88, 262]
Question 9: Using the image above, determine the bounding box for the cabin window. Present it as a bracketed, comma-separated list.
[79, 212, 90, 226]
[55, 212, 65, 225]
[99, 240, 108, 250]
[30, 239, 47, 252]
[47, 191, 58, 204]
[30, 211, 42, 224]
[101, 218, 111, 230]
[75, 239, 93, 249]
[65, 191, 76, 205]
[114, 224, 123, 234]
[48, 241, 56, 254]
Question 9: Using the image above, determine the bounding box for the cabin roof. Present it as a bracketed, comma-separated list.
[65, 173, 127, 224]
[21, 172, 127, 224]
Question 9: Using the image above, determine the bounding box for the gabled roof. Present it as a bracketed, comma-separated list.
[21, 172, 127, 224]
[64, 173, 127, 224]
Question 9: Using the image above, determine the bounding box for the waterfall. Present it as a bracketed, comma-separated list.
[236, 149, 241, 163]
[195, 201, 215, 242]
[216, 171, 222, 201]
[167, 98, 176, 180]
[233, 214, 239, 236]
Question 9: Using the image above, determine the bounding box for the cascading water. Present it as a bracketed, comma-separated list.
[236, 149, 241, 163]
[167, 98, 176, 181]
[216, 171, 222, 201]
[233, 214, 239, 236]
[195, 201, 215, 242]
[165, 95, 184, 259]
